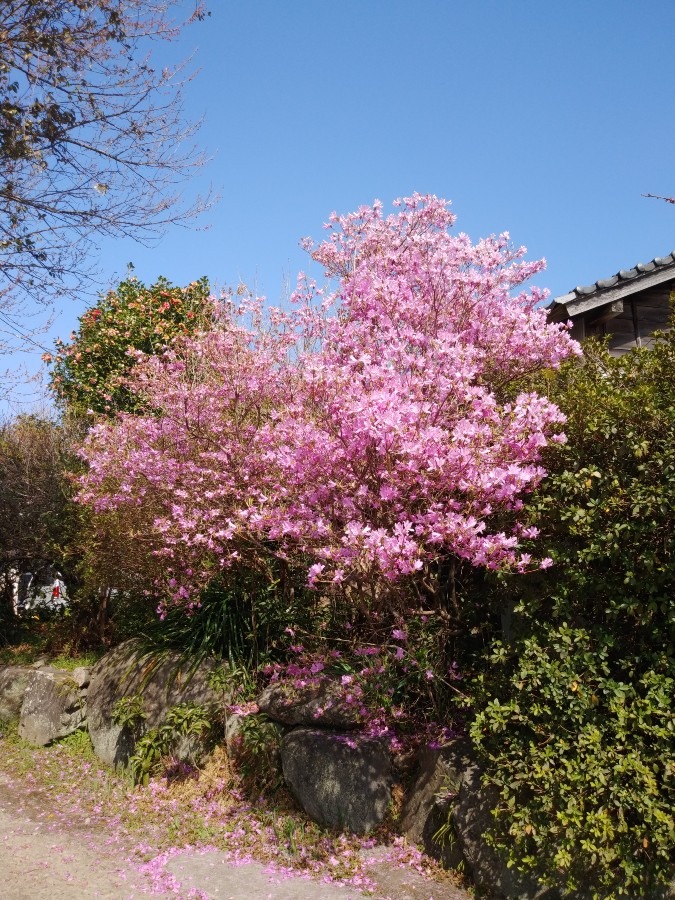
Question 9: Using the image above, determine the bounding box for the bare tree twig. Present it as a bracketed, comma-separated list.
[0, 0, 215, 359]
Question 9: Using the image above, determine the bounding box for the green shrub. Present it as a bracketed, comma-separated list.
[469, 326, 675, 897]
[229, 714, 284, 795]
[50, 651, 102, 671]
[471, 627, 674, 897]
[111, 694, 146, 732]
[138, 561, 316, 668]
[50, 275, 213, 418]
[125, 702, 213, 786]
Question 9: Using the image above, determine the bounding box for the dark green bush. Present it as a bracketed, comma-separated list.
[50, 275, 213, 418]
[472, 627, 674, 897]
[137, 559, 315, 667]
[470, 327, 675, 897]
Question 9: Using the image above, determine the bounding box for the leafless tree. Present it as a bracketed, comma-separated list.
[0, 413, 77, 619]
[0, 0, 212, 353]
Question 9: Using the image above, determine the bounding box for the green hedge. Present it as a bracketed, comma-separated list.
[470, 325, 675, 898]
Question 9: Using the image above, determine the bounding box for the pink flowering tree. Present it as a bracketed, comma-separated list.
[78, 195, 579, 614]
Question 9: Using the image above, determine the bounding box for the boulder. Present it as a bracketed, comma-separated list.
[257, 677, 363, 728]
[86, 641, 228, 768]
[400, 743, 466, 870]
[402, 740, 554, 899]
[18, 667, 86, 746]
[0, 666, 33, 722]
[281, 726, 392, 833]
[224, 712, 244, 748]
[70, 666, 91, 689]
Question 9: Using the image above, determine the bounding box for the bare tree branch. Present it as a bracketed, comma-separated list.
[642, 192, 675, 205]
[0, 0, 214, 343]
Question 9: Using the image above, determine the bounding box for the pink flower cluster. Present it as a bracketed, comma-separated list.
[78, 195, 579, 603]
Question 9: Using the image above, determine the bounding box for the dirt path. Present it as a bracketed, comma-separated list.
[0, 773, 472, 899]
[0, 773, 161, 898]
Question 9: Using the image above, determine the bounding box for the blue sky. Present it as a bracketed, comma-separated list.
[7, 0, 675, 409]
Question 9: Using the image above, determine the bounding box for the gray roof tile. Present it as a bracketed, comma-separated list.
[553, 250, 675, 307]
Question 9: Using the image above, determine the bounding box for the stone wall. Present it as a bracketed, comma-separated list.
[4, 647, 658, 900]
[0, 652, 551, 898]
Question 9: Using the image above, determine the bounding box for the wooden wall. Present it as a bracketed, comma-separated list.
[579, 279, 674, 356]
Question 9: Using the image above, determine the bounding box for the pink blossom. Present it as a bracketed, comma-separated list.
[77, 195, 579, 604]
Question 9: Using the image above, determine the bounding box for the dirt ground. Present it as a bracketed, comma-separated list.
[0, 778, 149, 898]
[0, 773, 472, 900]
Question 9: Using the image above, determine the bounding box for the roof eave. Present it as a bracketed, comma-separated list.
[551, 263, 675, 319]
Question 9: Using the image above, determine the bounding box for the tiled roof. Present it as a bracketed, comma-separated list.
[553, 251, 675, 308]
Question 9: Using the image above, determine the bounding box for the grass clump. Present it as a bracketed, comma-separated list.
[56, 727, 98, 763]
[0, 640, 102, 670]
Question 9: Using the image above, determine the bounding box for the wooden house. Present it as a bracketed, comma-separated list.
[547, 251, 675, 355]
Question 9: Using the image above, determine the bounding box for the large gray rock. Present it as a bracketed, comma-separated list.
[86, 641, 228, 768]
[281, 726, 392, 834]
[258, 678, 364, 729]
[400, 743, 465, 870]
[0, 666, 33, 721]
[18, 667, 86, 746]
[402, 741, 554, 899]
[70, 666, 91, 689]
